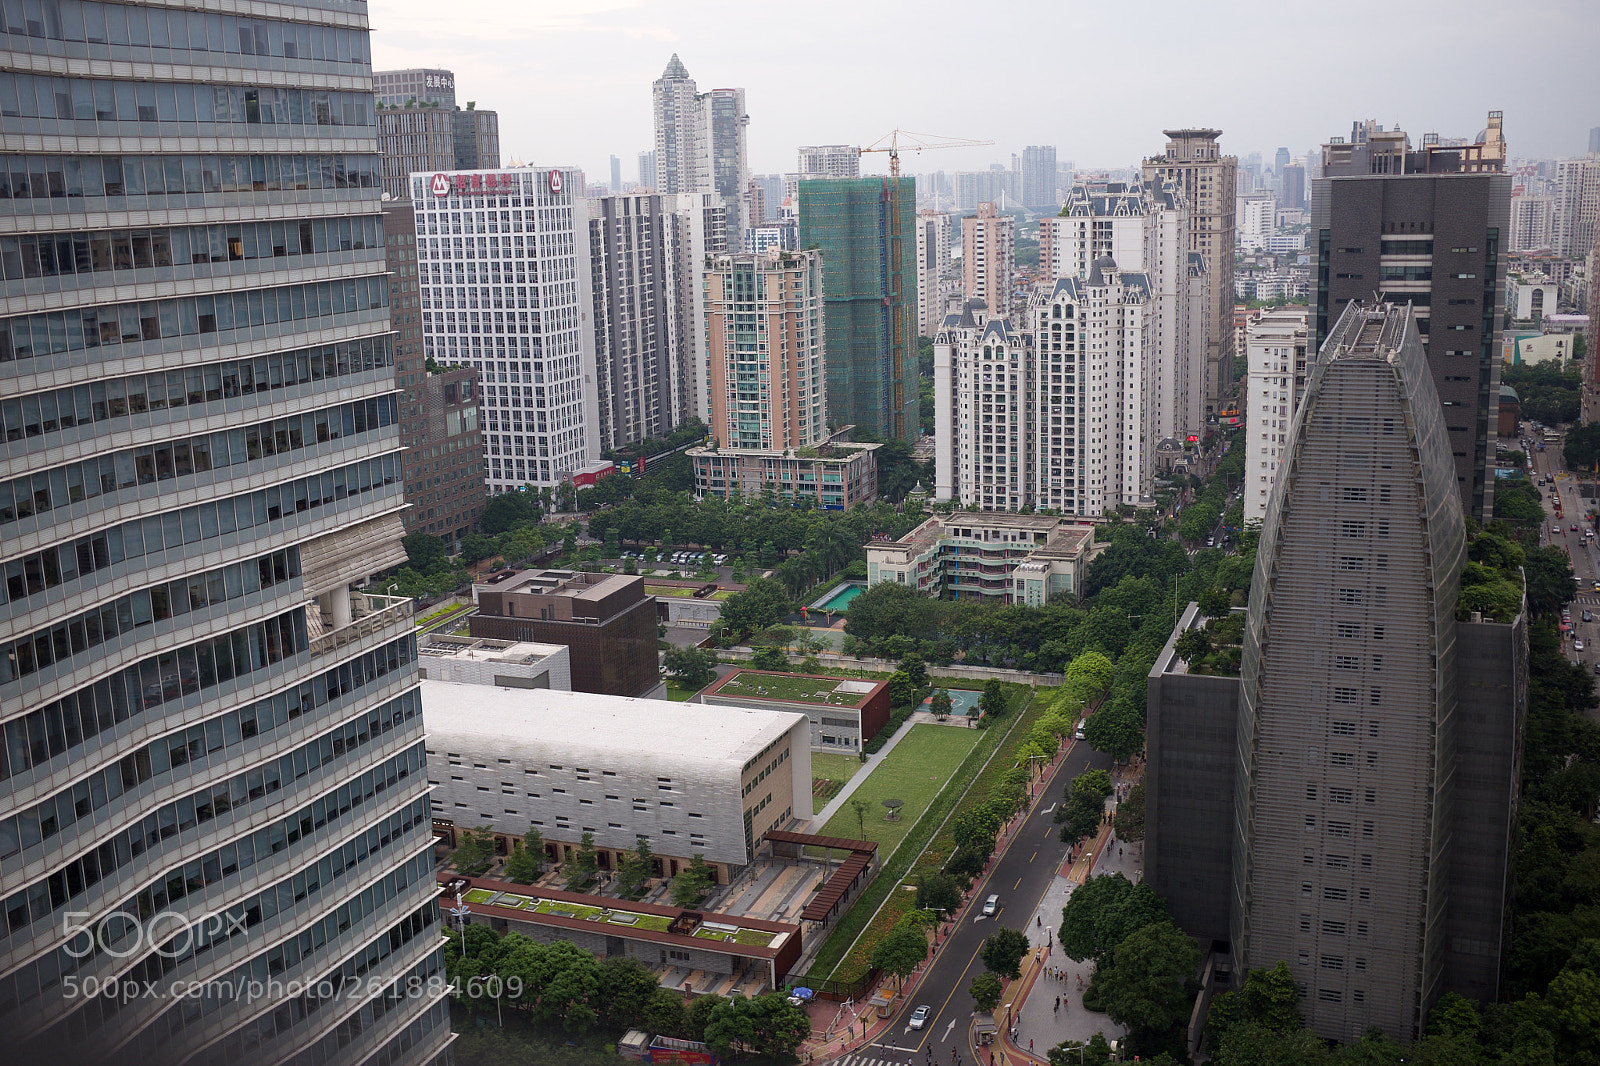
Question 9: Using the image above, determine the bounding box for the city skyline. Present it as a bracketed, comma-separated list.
[366, 0, 1597, 181]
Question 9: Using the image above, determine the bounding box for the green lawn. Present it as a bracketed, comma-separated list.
[810, 752, 865, 789]
[664, 681, 703, 702]
[817, 724, 980, 855]
[720, 671, 863, 706]
[645, 585, 701, 597]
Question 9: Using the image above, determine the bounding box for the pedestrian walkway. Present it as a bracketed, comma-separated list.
[808, 720, 917, 829]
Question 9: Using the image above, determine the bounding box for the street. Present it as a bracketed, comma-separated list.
[830, 741, 1113, 1066]
[1527, 427, 1600, 727]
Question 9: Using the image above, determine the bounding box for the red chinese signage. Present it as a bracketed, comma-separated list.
[430, 172, 517, 197]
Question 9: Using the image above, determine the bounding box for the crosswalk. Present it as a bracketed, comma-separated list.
[827, 1055, 906, 1066]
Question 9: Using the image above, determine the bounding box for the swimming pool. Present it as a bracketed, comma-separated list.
[813, 582, 866, 612]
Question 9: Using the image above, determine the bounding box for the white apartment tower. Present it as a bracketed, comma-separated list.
[665, 191, 729, 422]
[1242, 308, 1310, 524]
[1552, 156, 1600, 259]
[963, 202, 1015, 316]
[798, 145, 861, 179]
[1237, 192, 1276, 251]
[651, 57, 750, 246]
[413, 168, 598, 490]
[1038, 180, 1206, 445]
[934, 258, 1155, 515]
[1509, 193, 1556, 253]
[917, 210, 955, 338]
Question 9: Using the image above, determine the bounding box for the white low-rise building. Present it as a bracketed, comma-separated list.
[866, 513, 1101, 605]
[417, 634, 571, 690]
[1243, 308, 1310, 525]
[422, 681, 810, 880]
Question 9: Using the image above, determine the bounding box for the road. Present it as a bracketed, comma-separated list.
[838, 741, 1113, 1066]
[1529, 428, 1600, 689]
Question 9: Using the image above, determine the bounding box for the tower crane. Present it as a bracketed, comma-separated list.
[856, 129, 996, 176]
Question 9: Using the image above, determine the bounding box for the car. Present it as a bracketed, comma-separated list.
[1074, 722, 1087, 741]
[1577, 640, 1586, 653]
[1555, 526, 1564, 535]
[982, 894, 1000, 917]
[1592, 579, 1600, 591]
[1573, 525, 1580, 533]
[1586, 611, 1594, 623]
[1206, 536, 1215, 547]
[908, 1005, 931, 1030]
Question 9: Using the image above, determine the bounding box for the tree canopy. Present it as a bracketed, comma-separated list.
[1058, 873, 1169, 962]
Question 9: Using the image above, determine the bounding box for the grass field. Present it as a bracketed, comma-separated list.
[811, 752, 865, 789]
[817, 724, 980, 855]
[664, 681, 703, 702]
[719, 671, 864, 706]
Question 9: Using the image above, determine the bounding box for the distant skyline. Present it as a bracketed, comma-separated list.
[368, 0, 1598, 183]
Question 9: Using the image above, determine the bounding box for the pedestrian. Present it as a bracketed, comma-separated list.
[1029, 1040, 1034, 1054]
[1036, 915, 1041, 927]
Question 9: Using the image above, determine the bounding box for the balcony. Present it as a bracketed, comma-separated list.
[311, 591, 413, 660]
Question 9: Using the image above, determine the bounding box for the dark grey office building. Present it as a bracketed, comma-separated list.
[1148, 301, 1526, 1044]
[1311, 112, 1511, 521]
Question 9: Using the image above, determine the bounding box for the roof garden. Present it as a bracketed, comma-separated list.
[449, 879, 783, 949]
[710, 670, 879, 707]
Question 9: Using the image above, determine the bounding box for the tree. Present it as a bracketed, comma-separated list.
[870, 921, 929, 987]
[888, 669, 918, 707]
[564, 832, 599, 892]
[1084, 697, 1146, 762]
[451, 825, 497, 877]
[719, 577, 793, 638]
[459, 532, 498, 565]
[929, 688, 954, 720]
[1094, 921, 1201, 1052]
[980, 928, 1031, 980]
[850, 797, 873, 838]
[1198, 585, 1232, 618]
[1058, 768, 1114, 844]
[1565, 423, 1600, 471]
[664, 645, 716, 689]
[479, 488, 540, 534]
[1207, 962, 1303, 1051]
[916, 871, 963, 916]
[670, 854, 716, 909]
[1048, 1034, 1116, 1066]
[504, 841, 540, 884]
[969, 971, 1003, 1013]
[980, 678, 1009, 719]
[1064, 650, 1117, 701]
[1117, 782, 1146, 842]
[1058, 873, 1169, 962]
[751, 645, 789, 672]
[616, 837, 655, 900]
[402, 531, 448, 573]
[900, 652, 929, 690]
[703, 992, 811, 1058]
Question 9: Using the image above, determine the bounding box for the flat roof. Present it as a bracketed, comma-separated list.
[702, 669, 886, 708]
[418, 635, 566, 663]
[421, 680, 807, 769]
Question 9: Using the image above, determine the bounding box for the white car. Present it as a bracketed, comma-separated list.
[908, 1005, 931, 1030]
[1576, 640, 1586, 653]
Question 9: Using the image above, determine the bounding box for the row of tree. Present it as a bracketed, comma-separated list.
[452, 824, 719, 910]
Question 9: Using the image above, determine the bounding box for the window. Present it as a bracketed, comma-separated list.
[1300, 914, 1312, 933]
[1336, 588, 1362, 605]
[1327, 821, 1352, 839]
[1305, 815, 1317, 830]
[1302, 881, 1314, 896]
[1305, 785, 1318, 801]
[1322, 920, 1346, 936]
[1331, 721, 1355, 736]
[1336, 623, 1360, 639]
[1329, 788, 1353, 804]
[1320, 955, 1344, 971]
[1334, 655, 1360, 670]
[1324, 886, 1348, 901]
[1325, 854, 1350, 869]
[1317, 988, 1343, 1003]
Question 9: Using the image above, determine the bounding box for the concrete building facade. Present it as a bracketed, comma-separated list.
[470, 570, 659, 697]
[866, 513, 1100, 605]
[701, 670, 891, 751]
[1552, 156, 1600, 258]
[0, 15, 451, 1066]
[1242, 308, 1309, 525]
[1021, 145, 1058, 208]
[416, 635, 571, 690]
[962, 202, 1015, 316]
[375, 67, 456, 109]
[798, 145, 860, 180]
[377, 104, 500, 203]
[690, 439, 879, 509]
[413, 167, 598, 491]
[1311, 112, 1511, 521]
[1142, 129, 1238, 417]
[917, 210, 956, 339]
[421, 682, 811, 878]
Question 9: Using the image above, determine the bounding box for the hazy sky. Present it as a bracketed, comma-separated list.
[369, 0, 1599, 183]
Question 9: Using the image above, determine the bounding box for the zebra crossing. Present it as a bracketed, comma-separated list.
[827, 1055, 915, 1066]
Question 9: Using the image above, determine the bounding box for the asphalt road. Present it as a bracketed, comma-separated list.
[1530, 429, 1600, 695]
[840, 741, 1113, 1066]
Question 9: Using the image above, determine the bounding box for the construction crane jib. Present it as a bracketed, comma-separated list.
[856, 129, 995, 177]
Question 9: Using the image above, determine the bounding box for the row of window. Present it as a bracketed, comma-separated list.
[2, 0, 373, 65]
[0, 548, 298, 688]
[0, 74, 374, 129]
[1, 452, 399, 617]
[1, 336, 392, 450]
[0, 274, 387, 363]
[0, 395, 395, 531]
[0, 215, 381, 284]
[0, 152, 379, 202]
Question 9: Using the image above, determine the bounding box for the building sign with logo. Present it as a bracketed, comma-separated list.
[548, 169, 563, 194]
[430, 172, 517, 197]
[424, 73, 454, 92]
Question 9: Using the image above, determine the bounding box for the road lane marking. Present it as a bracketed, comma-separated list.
[1013, 877, 1022, 889]
[1029, 850, 1037, 863]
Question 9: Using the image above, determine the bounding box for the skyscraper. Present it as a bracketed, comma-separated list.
[916, 210, 955, 339]
[706, 87, 751, 244]
[1021, 145, 1058, 208]
[0, 11, 449, 1065]
[962, 202, 1016, 316]
[1551, 155, 1600, 258]
[1273, 146, 1291, 193]
[1241, 308, 1309, 524]
[652, 55, 706, 196]
[377, 102, 501, 202]
[797, 177, 919, 441]
[1312, 112, 1510, 520]
[589, 193, 683, 450]
[611, 154, 623, 192]
[638, 149, 658, 190]
[1280, 161, 1306, 210]
[1230, 301, 1519, 1041]
[798, 145, 861, 179]
[1142, 129, 1237, 417]
[414, 167, 598, 490]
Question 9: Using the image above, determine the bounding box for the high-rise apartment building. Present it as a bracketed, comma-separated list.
[1312, 112, 1510, 520]
[1237, 192, 1276, 251]
[706, 87, 751, 245]
[1552, 156, 1600, 258]
[798, 145, 860, 179]
[1021, 145, 1058, 208]
[1142, 129, 1238, 416]
[376, 103, 500, 202]
[638, 149, 658, 190]
[963, 202, 1015, 316]
[1038, 180, 1206, 444]
[1241, 308, 1308, 524]
[386, 203, 486, 548]
[1509, 192, 1557, 252]
[1281, 161, 1306, 210]
[588, 193, 682, 451]
[752, 173, 786, 221]
[934, 260, 1156, 514]
[413, 167, 598, 491]
[917, 210, 955, 339]
[650, 57, 750, 245]
[375, 67, 456, 109]
[610, 155, 623, 192]
[0, 13, 450, 1066]
[1232, 301, 1517, 1040]
[797, 177, 920, 441]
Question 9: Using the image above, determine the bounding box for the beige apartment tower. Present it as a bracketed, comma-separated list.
[1143, 129, 1237, 416]
[963, 202, 1015, 316]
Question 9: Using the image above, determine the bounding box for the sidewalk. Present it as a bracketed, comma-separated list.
[798, 739, 1080, 1062]
[808, 720, 919, 829]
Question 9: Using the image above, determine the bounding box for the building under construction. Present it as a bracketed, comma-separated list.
[797, 177, 920, 442]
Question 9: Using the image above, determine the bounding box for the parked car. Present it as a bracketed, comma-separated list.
[909, 1005, 931, 1030]
[1584, 611, 1592, 623]
[1576, 640, 1586, 653]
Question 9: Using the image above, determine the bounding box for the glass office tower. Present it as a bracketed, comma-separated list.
[0, 3, 450, 1063]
